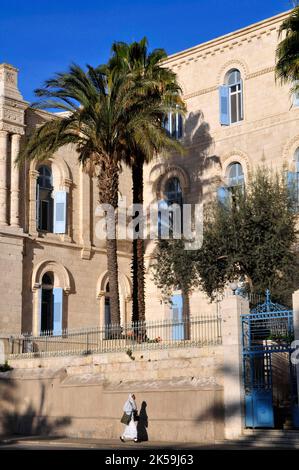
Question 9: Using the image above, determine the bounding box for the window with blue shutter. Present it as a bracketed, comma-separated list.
[37, 165, 53, 232]
[220, 69, 244, 125]
[53, 287, 63, 335]
[53, 191, 67, 234]
[219, 86, 230, 125]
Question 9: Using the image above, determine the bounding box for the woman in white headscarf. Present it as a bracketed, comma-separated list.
[120, 393, 138, 442]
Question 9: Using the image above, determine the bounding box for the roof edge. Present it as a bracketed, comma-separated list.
[164, 9, 291, 65]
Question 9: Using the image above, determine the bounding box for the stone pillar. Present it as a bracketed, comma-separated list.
[79, 167, 91, 259]
[29, 169, 39, 235]
[220, 292, 249, 439]
[10, 133, 21, 227]
[0, 130, 8, 226]
[292, 290, 299, 400]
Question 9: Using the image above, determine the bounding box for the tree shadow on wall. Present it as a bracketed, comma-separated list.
[184, 110, 221, 189]
[0, 376, 71, 440]
[149, 109, 221, 208]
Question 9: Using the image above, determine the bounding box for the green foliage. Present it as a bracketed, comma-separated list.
[152, 168, 299, 304]
[126, 349, 135, 360]
[276, 6, 299, 93]
[0, 360, 13, 372]
[151, 238, 200, 302]
[267, 333, 294, 345]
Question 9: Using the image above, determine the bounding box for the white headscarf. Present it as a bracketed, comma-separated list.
[123, 393, 137, 414]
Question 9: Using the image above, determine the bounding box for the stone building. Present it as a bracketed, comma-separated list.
[0, 10, 298, 334]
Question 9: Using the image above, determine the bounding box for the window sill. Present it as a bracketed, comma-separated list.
[221, 120, 244, 128]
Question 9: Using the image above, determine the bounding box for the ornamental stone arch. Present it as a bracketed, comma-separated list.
[149, 163, 190, 200]
[30, 156, 72, 190]
[217, 59, 250, 85]
[96, 271, 132, 326]
[282, 135, 299, 171]
[32, 259, 71, 292]
[221, 149, 251, 184]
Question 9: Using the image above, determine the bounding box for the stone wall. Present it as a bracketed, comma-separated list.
[0, 234, 23, 332]
[0, 346, 225, 443]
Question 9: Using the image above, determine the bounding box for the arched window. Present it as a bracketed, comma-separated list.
[227, 162, 244, 188]
[41, 272, 54, 334]
[217, 162, 244, 205]
[104, 281, 112, 339]
[105, 282, 111, 325]
[165, 177, 183, 205]
[219, 69, 243, 125]
[37, 165, 53, 232]
[158, 177, 183, 237]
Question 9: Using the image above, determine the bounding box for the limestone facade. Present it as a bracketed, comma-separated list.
[0, 10, 297, 333]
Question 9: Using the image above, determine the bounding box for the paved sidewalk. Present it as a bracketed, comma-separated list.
[0, 435, 296, 450]
[0, 436, 221, 450]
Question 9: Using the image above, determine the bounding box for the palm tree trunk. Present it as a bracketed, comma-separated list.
[182, 290, 190, 340]
[106, 237, 120, 326]
[132, 162, 146, 325]
[98, 158, 120, 327]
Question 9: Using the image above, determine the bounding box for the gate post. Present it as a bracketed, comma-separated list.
[220, 292, 249, 439]
[292, 290, 299, 406]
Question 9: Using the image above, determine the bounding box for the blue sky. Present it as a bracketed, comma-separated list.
[0, 0, 293, 103]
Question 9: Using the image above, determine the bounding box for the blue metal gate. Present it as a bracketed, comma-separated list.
[241, 290, 296, 428]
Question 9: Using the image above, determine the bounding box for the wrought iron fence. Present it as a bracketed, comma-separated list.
[3, 314, 222, 359]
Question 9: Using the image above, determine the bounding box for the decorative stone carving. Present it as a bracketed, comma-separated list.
[0, 64, 27, 136]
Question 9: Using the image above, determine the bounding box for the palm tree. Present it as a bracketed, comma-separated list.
[108, 37, 186, 323]
[276, 6, 299, 89]
[17, 63, 162, 327]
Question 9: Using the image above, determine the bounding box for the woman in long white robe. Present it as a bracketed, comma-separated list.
[120, 393, 138, 442]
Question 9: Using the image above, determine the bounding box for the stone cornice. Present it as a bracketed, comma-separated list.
[164, 10, 290, 68]
[183, 66, 276, 100]
[212, 108, 299, 143]
[25, 234, 132, 258]
[0, 122, 25, 135]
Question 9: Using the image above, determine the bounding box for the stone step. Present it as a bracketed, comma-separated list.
[243, 429, 299, 436]
[216, 439, 299, 448]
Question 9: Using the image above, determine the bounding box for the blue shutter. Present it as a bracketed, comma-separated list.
[171, 294, 184, 340]
[294, 92, 299, 107]
[53, 191, 67, 234]
[219, 85, 230, 125]
[53, 287, 63, 335]
[217, 186, 230, 206]
[293, 81, 299, 107]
